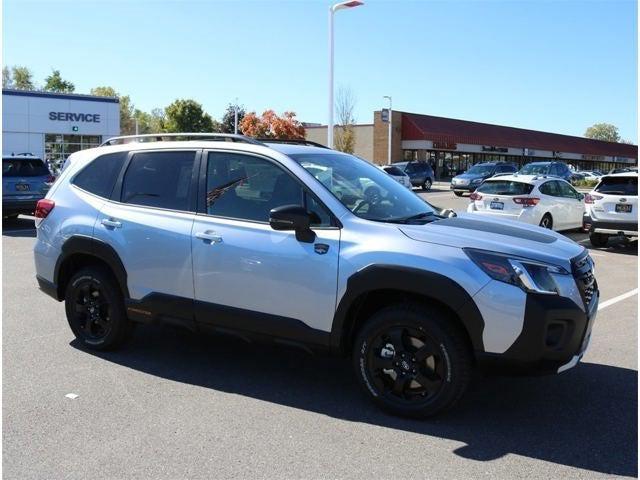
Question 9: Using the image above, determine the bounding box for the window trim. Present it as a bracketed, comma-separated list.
[111, 148, 202, 214]
[197, 149, 341, 229]
[70, 151, 129, 200]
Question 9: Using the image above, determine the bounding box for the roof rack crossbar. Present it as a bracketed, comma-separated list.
[256, 138, 329, 149]
[100, 133, 266, 147]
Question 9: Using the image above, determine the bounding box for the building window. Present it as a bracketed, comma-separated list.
[403, 150, 418, 162]
[44, 134, 102, 173]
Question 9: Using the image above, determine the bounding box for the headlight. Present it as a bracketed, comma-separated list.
[464, 248, 569, 294]
[471, 178, 483, 184]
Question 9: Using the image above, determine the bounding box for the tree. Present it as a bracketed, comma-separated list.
[334, 86, 357, 153]
[44, 69, 75, 93]
[164, 99, 216, 133]
[133, 108, 166, 134]
[220, 103, 246, 134]
[12, 66, 35, 90]
[240, 110, 305, 139]
[91, 86, 136, 134]
[584, 123, 621, 143]
[2, 66, 13, 88]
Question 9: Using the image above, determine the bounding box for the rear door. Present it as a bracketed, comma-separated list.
[556, 181, 585, 228]
[592, 175, 638, 223]
[191, 150, 340, 334]
[94, 149, 199, 305]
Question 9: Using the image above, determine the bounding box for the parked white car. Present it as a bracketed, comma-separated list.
[379, 165, 412, 189]
[584, 172, 638, 247]
[467, 174, 585, 231]
[580, 171, 602, 181]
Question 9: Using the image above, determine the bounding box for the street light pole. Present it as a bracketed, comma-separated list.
[328, 1, 364, 149]
[234, 97, 239, 135]
[384, 95, 392, 165]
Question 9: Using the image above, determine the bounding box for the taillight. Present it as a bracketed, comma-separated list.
[584, 193, 603, 204]
[469, 192, 483, 201]
[513, 197, 540, 207]
[35, 199, 55, 225]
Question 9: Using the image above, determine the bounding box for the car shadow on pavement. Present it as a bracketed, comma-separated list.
[587, 239, 638, 256]
[73, 326, 638, 477]
[2, 216, 36, 237]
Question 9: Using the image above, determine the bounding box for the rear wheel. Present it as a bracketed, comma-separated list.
[64, 266, 132, 350]
[539, 214, 553, 229]
[589, 232, 609, 248]
[453, 191, 463, 197]
[352, 303, 472, 418]
[422, 179, 432, 191]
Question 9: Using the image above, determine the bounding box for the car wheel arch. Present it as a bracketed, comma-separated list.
[330, 265, 484, 356]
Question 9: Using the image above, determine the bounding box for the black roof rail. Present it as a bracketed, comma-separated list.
[100, 133, 265, 147]
[257, 138, 330, 149]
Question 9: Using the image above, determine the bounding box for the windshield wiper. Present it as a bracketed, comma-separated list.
[385, 211, 436, 224]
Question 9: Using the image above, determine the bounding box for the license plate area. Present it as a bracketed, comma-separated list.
[615, 203, 632, 213]
[15, 184, 30, 191]
[490, 201, 504, 210]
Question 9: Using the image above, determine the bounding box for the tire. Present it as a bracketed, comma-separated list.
[352, 303, 472, 418]
[539, 214, 553, 230]
[64, 266, 132, 350]
[422, 179, 432, 191]
[454, 191, 463, 197]
[589, 232, 609, 248]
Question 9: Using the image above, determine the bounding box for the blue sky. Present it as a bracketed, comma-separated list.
[3, 0, 638, 141]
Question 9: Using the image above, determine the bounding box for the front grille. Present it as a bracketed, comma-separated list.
[571, 251, 597, 309]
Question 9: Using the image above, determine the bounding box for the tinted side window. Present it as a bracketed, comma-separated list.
[121, 151, 195, 211]
[539, 181, 560, 196]
[73, 152, 127, 198]
[384, 166, 404, 176]
[206, 152, 331, 226]
[557, 181, 578, 198]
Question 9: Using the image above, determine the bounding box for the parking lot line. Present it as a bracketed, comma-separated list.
[598, 288, 638, 311]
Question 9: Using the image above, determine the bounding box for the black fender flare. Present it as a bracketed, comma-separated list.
[54, 235, 129, 299]
[329, 265, 485, 354]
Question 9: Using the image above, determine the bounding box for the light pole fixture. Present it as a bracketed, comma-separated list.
[328, 0, 364, 149]
[383, 95, 392, 165]
[234, 97, 239, 135]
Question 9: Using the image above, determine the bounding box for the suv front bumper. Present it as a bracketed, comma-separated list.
[583, 215, 638, 236]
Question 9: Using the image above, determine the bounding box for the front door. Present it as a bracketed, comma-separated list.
[191, 150, 340, 339]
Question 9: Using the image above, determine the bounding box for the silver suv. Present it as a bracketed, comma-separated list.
[34, 134, 599, 418]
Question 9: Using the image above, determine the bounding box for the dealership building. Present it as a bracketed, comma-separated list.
[305, 111, 638, 178]
[2, 89, 120, 170]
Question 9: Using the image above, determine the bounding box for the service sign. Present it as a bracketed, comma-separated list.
[49, 112, 101, 123]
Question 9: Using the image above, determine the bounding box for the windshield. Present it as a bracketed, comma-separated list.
[289, 152, 437, 223]
[519, 163, 549, 175]
[595, 176, 638, 195]
[476, 180, 534, 195]
[466, 164, 494, 175]
[3, 158, 49, 177]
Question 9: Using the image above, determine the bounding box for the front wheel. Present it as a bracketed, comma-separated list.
[422, 179, 432, 191]
[65, 266, 132, 350]
[589, 232, 609, 248]
[539, 214, 553, 229]
[352, 303, 472, 418]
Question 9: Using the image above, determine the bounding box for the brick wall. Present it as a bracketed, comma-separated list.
[373, 110, 403, 165]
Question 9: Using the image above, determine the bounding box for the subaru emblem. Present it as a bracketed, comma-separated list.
[620, 198, 627, 203]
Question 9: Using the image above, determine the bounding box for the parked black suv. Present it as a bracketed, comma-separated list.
[393, 161, 435, 190]
[519, 161, 573, 182]
[450, 162, 517, 196]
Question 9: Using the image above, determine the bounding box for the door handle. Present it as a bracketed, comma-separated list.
[101, 218, 122, 229]
[195, 231, 223, 244]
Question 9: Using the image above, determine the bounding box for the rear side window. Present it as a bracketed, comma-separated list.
[3, 158, 49, 177]
[121, 151, 196, 211]
[539, 181, 560, 196]
[383, 166, 404, 176]
[476, 180, 534, 195]
[72, 152, 127, 198]
[595, 176, 638, 195]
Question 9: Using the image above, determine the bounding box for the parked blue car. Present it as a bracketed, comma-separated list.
[3, 154, 54, 218]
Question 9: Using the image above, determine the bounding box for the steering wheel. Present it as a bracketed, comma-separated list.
[353, 186, 382, 214]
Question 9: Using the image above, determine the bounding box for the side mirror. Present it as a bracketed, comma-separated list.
[269, 205, 316, 243]
[577, 193, 585, 201]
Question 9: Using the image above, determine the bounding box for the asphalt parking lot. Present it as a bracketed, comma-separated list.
[3, 201, 637, 479]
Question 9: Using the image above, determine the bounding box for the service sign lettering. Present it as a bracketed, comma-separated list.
[49, 112, 101, 123]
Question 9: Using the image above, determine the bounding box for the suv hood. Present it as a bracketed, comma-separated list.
[399, 213, 585, 267]
[453, 172, 489, 180]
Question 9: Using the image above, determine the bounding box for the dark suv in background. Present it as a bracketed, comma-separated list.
[450, 162, 517, 196]
[392, 161, 435, 190]
[3, 154, 54, 219]
[518, 161, 573, 182]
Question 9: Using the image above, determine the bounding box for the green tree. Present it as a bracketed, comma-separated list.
[584, 123, 621, 143]
[2, 66, 13, 88]
[91, 86, 135, 134]
[219, 103, 246, 133]
[164, 99, 216, 133]
[12, 66, 35, 90]
[133, 108, 167, 134]
[44, 69, 75, 93]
